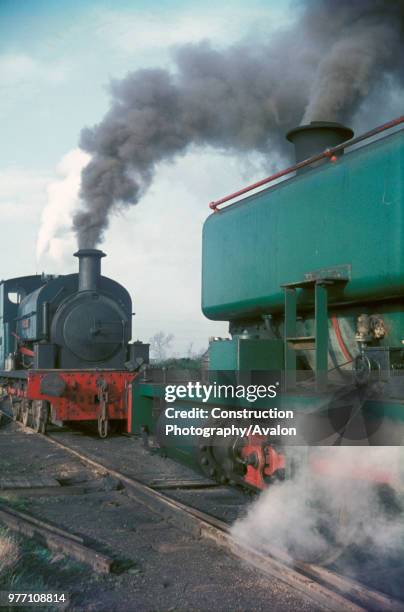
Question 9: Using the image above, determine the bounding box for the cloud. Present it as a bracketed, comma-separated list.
[0, 165, 50, 218]
[90, 4, 293, 60]
[0, 164, 53, 277]
[0, 53, 70, 87]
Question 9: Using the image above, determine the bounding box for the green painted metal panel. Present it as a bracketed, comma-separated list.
[284, 288, 297, 389]
[209, 340, 238, 370]
[130, 382, 164, 434]
[202, 130, 404, 321]
[209, 338, 283, 371]
[314, 283, 328, 391]
[238, 338, 283, 370]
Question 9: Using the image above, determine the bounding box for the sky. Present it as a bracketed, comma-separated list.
[0, 0, 296, 355]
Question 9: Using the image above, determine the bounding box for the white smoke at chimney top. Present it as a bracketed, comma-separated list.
[36, 148, 90, 262]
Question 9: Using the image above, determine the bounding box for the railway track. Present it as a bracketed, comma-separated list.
[42, 433, 404, 612]
[1, 409, 403, 612]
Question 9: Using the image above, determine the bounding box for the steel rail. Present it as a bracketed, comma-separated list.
[0, 503, 113, 573]
[209, 115, 404, 211]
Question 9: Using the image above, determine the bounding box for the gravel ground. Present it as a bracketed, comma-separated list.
[0, 420, 323, 612]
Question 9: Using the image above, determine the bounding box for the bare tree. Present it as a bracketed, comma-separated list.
[149, 331, 174, 362]
[186, 342, 194, 358]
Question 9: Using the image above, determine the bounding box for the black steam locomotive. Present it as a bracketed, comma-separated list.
[0, 249, 148, 436]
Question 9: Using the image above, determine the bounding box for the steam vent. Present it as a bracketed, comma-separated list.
[287, 121, 354, 171]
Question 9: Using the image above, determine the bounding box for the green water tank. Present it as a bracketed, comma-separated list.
[202, 129, 404, 321]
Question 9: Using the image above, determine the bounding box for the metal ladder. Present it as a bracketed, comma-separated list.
[282, 277, 345, 392]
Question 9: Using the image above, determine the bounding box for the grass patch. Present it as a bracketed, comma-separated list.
[0, 528, 20, 575]
[0, 526, 92, 611]
[0, 498, 29, 511]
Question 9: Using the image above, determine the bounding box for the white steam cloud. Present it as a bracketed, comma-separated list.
[36, 148, 90, 263]
[232, 447, 403, 569]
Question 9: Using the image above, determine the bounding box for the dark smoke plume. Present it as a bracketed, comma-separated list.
[74, 0, 404, 247]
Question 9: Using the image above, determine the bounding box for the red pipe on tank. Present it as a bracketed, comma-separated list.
[331, 315, 352, 363]
[209, 115, 404, 211]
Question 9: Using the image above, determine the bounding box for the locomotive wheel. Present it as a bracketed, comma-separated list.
[32, 400, 49, 434]
[21, 400, 31, 427]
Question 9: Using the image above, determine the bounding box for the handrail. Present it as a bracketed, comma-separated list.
[209, 115, 404, 212]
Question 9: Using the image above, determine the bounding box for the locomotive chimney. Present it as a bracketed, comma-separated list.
[74, 249, 106, 292]
[286, 121, 354, 173]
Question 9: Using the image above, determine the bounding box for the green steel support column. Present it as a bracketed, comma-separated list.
[315, 282, 328, 391]
[130, 382, 157, 434]
[284, 287, 297, 390]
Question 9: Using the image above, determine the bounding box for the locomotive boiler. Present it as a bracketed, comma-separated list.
[131, 116, 404, 490]
[0, 249, 148, 436]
